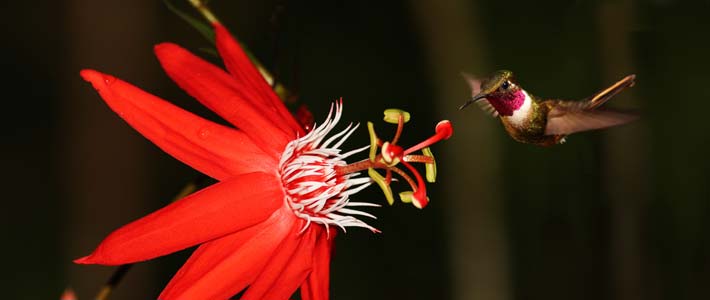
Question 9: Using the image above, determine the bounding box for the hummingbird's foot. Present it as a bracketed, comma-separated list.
[335, 109, 453, 209]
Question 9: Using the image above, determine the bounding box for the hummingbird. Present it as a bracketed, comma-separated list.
[459, 70, 638, 146]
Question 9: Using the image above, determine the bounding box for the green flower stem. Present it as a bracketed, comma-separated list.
[187, 0, 292, 101]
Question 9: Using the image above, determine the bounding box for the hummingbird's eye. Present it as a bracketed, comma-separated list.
[501, 81, 510, 90]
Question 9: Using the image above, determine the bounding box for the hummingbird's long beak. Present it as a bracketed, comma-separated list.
[458, 93, 487, 110]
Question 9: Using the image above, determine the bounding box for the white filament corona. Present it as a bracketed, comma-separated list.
[279, 102, 378, 234]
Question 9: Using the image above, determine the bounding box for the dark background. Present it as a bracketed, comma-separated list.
[2, 0, 709, 299]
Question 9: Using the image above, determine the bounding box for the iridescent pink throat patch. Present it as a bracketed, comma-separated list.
[488, 90, 525, 116]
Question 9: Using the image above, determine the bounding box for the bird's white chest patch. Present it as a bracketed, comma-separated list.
[504, 91, 532, 127]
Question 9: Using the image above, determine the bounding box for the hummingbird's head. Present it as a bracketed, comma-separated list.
[459, 70, 527, 117]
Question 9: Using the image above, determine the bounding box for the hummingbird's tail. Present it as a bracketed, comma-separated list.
[586, 74, 636, 108]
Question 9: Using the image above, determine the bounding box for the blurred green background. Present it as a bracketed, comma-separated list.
[2, 0, 709, 299]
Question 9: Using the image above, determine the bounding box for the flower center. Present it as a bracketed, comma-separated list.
[337, 109, 453, 209]
[279, 102, 454, 234]
[279, 101, 378, 234]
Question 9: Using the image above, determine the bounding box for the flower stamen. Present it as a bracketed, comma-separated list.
[280, 102, 453, 234]
[337, 109, 453, 209]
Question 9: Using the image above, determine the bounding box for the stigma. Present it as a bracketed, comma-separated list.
[279, 101, 454, 234]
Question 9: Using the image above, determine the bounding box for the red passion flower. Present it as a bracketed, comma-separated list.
[76, 23, 452, 300]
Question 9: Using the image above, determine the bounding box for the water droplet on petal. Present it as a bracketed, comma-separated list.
[102, 74, 116, 85]
[198, 127, 211, 139]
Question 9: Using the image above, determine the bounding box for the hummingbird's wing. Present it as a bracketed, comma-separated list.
[475, 100, 499, 117]
[545, 74, 637, 135]
[584, 74, 636, 109]
[545, 108, 638, 135]
[461, 72, 499, 117]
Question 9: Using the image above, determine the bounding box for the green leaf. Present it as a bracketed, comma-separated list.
[163, 0, 215, 44]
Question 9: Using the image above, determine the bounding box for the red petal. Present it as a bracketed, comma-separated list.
[242, 226, 317, 300]
[154, 43, 295, 156]
[159, 207, 297, 300]
[74, 172, 283, 265]
[80, 69, 277, 180]
[301, 229, 335, 300]
[213, 23, 304, 135]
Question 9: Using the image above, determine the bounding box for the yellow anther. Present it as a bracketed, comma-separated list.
[399, 191, 413, 203]
[422, 147, 437, 183]
[368, 168, 394, 205]
[383, 109, 410, 124]
[367, 122, 378, 162]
